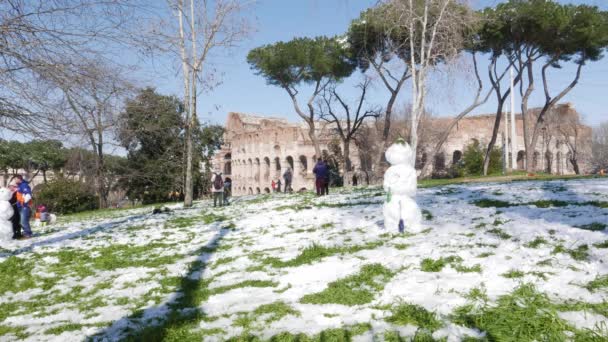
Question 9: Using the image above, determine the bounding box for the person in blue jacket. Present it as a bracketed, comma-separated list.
[14, 175, 33, 239]
[312, 158, 328, 196]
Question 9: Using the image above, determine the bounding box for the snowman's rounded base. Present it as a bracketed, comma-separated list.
[383, 195, 423, 233]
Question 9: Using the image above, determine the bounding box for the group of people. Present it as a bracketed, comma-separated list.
[271, 167, 293, 193]
[211, 172, 231, 207]
[7, 175, 34, 239]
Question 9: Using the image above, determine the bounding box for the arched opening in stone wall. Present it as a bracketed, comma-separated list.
[255, 158, 260, 181]
[545, 151, 552, 174]
[224, 162, 231, 175]
[247, 159, 253, 179]
[533, 151, 540, 170]
[517, 151, 525, 169]
[452, 150, 462, 165]
[286, 156, 294, 171]
[556, 152, 563, 175]
[264, 187, 270, 193]
[248, 187, 253, 195]
[263, 157, 270, 181]
[274, 157, 281, 171]
[256, 187, 260, 194]
[433, 153, 446, 171]
[299, 155, 308, 172]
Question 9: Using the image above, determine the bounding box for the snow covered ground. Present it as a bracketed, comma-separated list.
[0, 178, 607, 341]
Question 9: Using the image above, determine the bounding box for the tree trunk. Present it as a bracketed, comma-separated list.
[43, 170, 47, 184]
[343, 139, 351, 187]
[483, 99, 506, 175]
[571, 157, 580, 175]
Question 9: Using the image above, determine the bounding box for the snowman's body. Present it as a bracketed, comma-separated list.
[383, 142, 423, 233]
[0, 188, 14, 241]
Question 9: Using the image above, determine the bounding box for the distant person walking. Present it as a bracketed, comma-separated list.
[283, 167, 293, 193]
[277, 179, 282, 193]
[14, 175, 33, 239]
[312, 158, 328, 196]
[223, 178, 231, 205]
[211, 171, 224, 207]
[271, 180, 276, 192]
[322, 159, 330, 195]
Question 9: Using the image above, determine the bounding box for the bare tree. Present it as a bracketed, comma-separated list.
[0, 0, 138, 130]
[318, 77, 381, 187]
[557, 112, 591, 175]
[30, 62, 131, 208]
[164, 0, 253, 207]
[592, 121, 608, 173]
[381, 0, 474, 164]
[417, 53, 496, 177]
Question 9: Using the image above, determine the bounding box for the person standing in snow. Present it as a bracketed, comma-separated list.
[271, 180, 276, 193]
[312, 158, 328, 196]
[322, 159, 330, 196]
[277, 179, 282, 193]
[8, 185, 21, 240]
[211, 171, 224, 207]
[283, 167, 293, 193]
[14, 175, 33, 239]
[223, 178, 231, 205]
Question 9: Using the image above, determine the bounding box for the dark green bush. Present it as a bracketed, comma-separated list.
[462, 139, 503, 176]
[36, 179, 98, 214]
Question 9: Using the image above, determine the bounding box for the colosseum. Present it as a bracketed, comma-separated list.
[212, 103, 592, 196]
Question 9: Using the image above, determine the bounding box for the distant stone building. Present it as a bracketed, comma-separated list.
[212, 112, 360, 196]
[213, 104, 592, 195]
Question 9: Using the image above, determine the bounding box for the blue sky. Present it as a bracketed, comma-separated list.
[134, 0, 608, 129]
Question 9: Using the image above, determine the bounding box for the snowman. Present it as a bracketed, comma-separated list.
[383, 139, 423, 233]
[0, 188, 14, 241]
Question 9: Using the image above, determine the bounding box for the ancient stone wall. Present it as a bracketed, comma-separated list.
[214, 104, 592, 195]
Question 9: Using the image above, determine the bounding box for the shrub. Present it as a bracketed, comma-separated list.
[36, 179, 98, 214]
[462, 139, 503, 176]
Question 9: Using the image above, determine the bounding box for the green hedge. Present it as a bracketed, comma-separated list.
[35, 179, 98, 214]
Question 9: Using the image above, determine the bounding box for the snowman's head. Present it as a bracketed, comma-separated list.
[0, 188, 11, 202]
[385, 140, 414, 166]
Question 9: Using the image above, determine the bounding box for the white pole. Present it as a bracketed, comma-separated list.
[510, 66, 517, 169]
[504, 98, 509, 171]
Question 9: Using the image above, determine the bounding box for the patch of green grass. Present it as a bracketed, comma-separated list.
[593, 240, 608, 249]
[300, 264, 393, 306]
[501, 269, 525, 278]
[264, 241, 383, 268]
[472, 199, 514, 208]
[524, 237, 548, 248]
[212, 256, 237, 268]
[254, 301, 300, 323]
[452, 284, 577, 341]
[386, 303, 442, 331]
[530, 200, 569, 208]
[420, 256, 462, 272]
[211, 280, 278, 296]
[393, 243, 410, 250]
[552, 244, 589, 261]
[0, 324, 28, 338]
[44, 323, 85, 335]
[235, 302, 300, 329]
[575, 222, 607, 231]
[585, 275, 608, 292]
[487, 228, 511, 240]
[536, 259, 553, 267]
[454, 264, 482, 273]
[476, 252, 494, 258]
